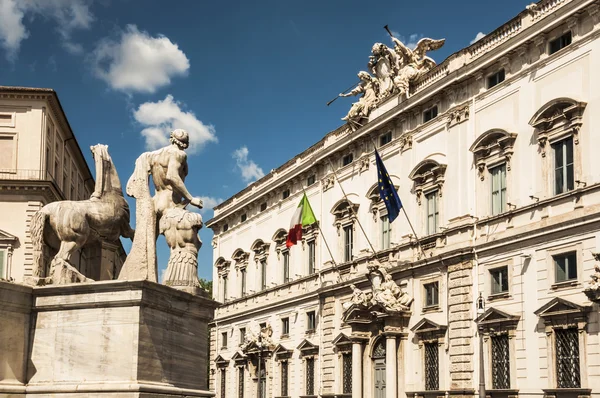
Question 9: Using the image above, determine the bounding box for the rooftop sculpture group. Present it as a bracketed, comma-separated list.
[29, 130, 206, 291]
[339, 29, 445, 130]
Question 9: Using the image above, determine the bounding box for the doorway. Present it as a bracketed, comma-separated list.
[372, 338, 386, 398]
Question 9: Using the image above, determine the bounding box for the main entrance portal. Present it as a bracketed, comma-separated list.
[373, 339, 386, 398]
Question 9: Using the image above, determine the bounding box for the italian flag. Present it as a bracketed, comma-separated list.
[286, 193, 317, 248]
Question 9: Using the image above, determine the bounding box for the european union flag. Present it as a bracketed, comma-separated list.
[375, 150, 403, 223]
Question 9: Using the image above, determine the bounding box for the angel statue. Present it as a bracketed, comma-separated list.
[368, 43, 401, 98]
[339, 71, 379, 130]
[390, 36, 445, 98]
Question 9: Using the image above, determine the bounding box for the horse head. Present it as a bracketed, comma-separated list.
[89, 144, 123, 198]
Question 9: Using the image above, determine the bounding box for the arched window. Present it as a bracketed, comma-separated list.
[529, 98, 586, 195]
[331, 199, 360, 262]
[409, 158, 446, 235]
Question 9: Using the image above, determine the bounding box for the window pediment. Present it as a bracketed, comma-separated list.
[470, 129, 517, 180]
[331, 198, 359, 220]
[232, 248, 250, 268]
[475, 307, 520, 331]
[0, 228, 17, 243]
[214, 354, 229, 368]
[411, 318, 447, 334]
[534, 297, 591, 320]
[409, 159, 446, 203]
[231, 351, 248, 365]
[272, 228, 287, 246]
[273, 344, 293, 360]
[297, 339, 319, 356]
[332, 332, 352, 352]
[215, 257, 231, 274]
[529, 98, 586, 155]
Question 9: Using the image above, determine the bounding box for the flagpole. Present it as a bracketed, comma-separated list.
[366, 136, 428, 260]
[325, 158, 379, 258]
[301, 188, 344, 282]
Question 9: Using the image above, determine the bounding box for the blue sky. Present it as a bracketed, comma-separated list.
[0, 0, 530, 281]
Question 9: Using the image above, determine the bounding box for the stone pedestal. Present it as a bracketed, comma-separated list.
[0, 279, 218, 397]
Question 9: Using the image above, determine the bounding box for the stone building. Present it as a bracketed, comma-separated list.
[0, 86, 125, 283]
[207, 1, 600, 398]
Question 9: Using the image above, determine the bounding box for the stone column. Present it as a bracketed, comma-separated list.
[352, 341, 363, 398]
[386, 335, 397, 398]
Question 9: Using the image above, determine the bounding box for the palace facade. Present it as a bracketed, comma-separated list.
[0, 86, 125, 283]
[207, 1, 600, 398]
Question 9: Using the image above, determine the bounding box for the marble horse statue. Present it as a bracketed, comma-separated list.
[29, 144, 134, 284]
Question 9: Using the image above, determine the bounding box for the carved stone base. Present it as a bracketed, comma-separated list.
[0, 279, 218, 397]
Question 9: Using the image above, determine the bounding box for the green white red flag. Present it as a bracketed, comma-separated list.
[286, 193, 317, 248]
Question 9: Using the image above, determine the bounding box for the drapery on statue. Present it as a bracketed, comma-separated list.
[119, 129, 204, 287]
[339, 71, 379, 130]
[29, 144, 134, 285]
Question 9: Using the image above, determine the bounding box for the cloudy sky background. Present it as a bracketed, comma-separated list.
[0, 0, 529, 280]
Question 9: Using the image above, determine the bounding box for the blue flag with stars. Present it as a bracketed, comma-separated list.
[375, 149, 403, 223]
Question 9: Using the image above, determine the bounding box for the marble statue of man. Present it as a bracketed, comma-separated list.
[160, 206, 203, 290]
[120, 129, 204, 283]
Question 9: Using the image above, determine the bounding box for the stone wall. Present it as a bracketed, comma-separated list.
[447, 261, 475, 391]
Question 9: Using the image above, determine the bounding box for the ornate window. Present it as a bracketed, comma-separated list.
[528, 98, 586, 197]
[476, 307, 519, 391]
[490, 164, 507, 215]
[379, 131, 392, 147]
[412, 318, 447, 391]
[332, 333, 352, 395]
[232, 249, 249, 299]
[381, 215, 391, 250]
[252, 239, 271, 293]
[549, 31, 572, 55]
[342, 153, 354, 166]
[273, 344, 293, 396]
[0, 229, 17, 280]
[297, 339, 319, 396]
[331, 199, 359, 263]
[534, 297, 591, 393]
[487, 69, 505, 89]
[307, 240, 316, 275]
[216, 257, 231, 302]
[423, 105, 438, 123]
[409, 158, 446, 235]
[215, 355, 229, 398]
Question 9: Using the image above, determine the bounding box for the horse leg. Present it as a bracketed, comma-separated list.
[55, 241, 79, 264]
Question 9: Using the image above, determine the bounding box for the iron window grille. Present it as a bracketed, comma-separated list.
[281, 361, 289, 396]
[491, 266, 509, 294]
[306, 357, 315, 395]
[343, 352, 353, 394]
[554, 252, 577, 283]
[555, 327, 581, 388]
[238, 367, 244, 398]
[424, 342, 439, 390]
[221, 369, 227, 398]
[491, 334, 510, 389]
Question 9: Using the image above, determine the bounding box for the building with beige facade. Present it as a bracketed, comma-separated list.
[207, 1, 600, 398]
[0, 86, 125, 283]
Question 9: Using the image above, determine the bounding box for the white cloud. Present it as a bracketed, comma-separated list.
[388, 32, 423, 50]
[232, 146, 265, 184]
[470, 32, 486, 45]
[133, 95, 217, 154]
[0, 0, 93, 60]
[198, 196, 222, 215]
[91, 25, 189, 93]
